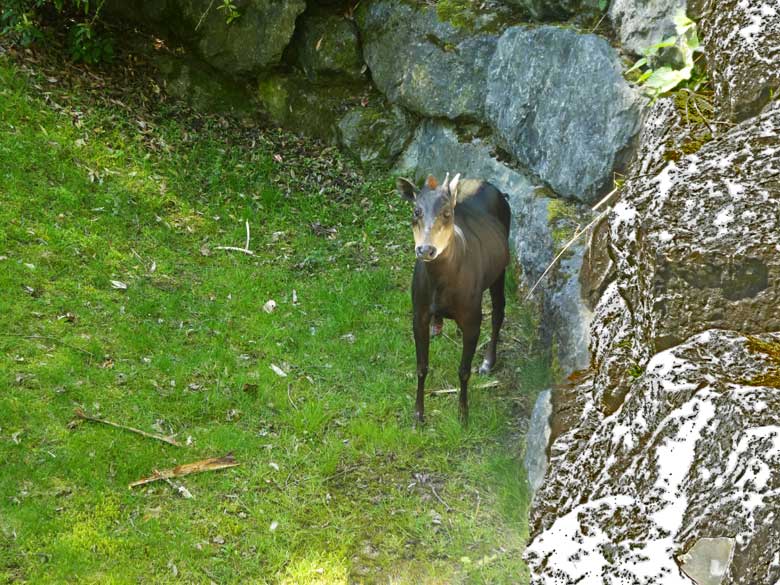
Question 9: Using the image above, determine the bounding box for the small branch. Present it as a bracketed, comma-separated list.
[525, 208, 610, 301]
[287, 383, 298, 412]
[213, 245, 254, 255]
[195, 0, 216, 31]
[431, 381, 500, 395]
[129, 454, 239, 488]
[214, 220, 254, 255]
[431, 485, 451, 512]
[72, 408, 181, 447]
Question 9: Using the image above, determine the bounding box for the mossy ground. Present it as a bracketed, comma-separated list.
[0, 44, 546, 584]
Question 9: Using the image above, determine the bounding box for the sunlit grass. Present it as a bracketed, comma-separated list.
[0, 56, 546, 583]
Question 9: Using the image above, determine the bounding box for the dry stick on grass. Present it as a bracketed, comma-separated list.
[431, 484, 452, 512]
[71, 408, 181, 447]
[215, 220, 254, 256]
[431, 380, 501, 395]
[129, 454, 240, 489]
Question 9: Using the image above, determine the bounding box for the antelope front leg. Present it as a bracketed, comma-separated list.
[413, 309, 431, 424]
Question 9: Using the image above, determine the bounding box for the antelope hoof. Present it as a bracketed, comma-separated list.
[414, 411, 426, 426]
[478, 359, 493, 375]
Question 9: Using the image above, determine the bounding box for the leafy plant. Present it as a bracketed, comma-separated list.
[627, 10, 706, 99]
[0, 0, 113, 64]
[217, 0, 241, 25]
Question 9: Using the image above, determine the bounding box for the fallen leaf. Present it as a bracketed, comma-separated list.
[110, 280, 128, 290]
[269, 521, 278, 532]
[263, 299, 277, 314]
[270, 364, 287, 377]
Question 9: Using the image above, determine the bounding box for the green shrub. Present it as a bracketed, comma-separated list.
[0, 0, 114, 64]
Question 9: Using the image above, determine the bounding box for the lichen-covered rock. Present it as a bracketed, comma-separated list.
[257, 74, 366, 143]
[398, 120, 593, 374]
[526, 329, 780, 585]
[356, 0, 499, 119]
[696, 0, 780, 121]
[337, 103, 416, 166]
[611, 99, 780, 362]
[291, 11, 364, 81]
[485, 26, 642, 203]
[608, 0, 686, 55]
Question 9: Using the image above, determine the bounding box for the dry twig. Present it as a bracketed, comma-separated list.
[71, 408, 181, 447]
[215, 220, 254, 255]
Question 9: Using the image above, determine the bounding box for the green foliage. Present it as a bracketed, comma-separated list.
[217, 0, 241, 25]
[627, 10, 706, 100]
[0, 0, 113, 63]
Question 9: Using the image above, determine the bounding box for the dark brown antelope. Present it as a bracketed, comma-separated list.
[397, 173, 511, 424]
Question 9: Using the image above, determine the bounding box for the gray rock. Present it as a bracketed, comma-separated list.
[526, 330, 780, 584]
[398, 120, 593, 375]
[680, 537, 736, 585]
[292, 11, 364, 81]
[608, 0, 686, 55]
[525, 389, 552, 499]
[485, 26, 642, 203]
[356, 0, 499, 120]
[696, 0, 780, 121]
[610, 99, 780, 361]
[337, 103, 416, 166]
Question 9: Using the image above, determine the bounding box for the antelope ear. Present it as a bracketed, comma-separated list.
[449, 173, 461, 207]
[396, 177, 418, 203]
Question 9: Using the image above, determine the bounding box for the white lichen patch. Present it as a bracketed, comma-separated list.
[526, 331, 780, 584]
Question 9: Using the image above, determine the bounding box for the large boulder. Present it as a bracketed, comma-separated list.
[104, 0, 306, 76]
[608, 0, 687, 55]
[611, 99, 780, 364]
[355, 0, 500, 120]
[398, 120, 593, 375]
[696, 0, 780, 121]
[526, 329, 780, 585]
[525, 81, 780, 585]
[485, 26, 642, 204]
[291, 10, 365, 81]
[337, 102, 416, 166]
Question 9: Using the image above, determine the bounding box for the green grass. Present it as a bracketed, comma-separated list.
[0, 53, 548, 584]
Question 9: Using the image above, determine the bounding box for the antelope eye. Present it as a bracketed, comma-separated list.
[413, 207, 422, 219]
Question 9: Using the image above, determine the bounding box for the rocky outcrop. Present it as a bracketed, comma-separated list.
[613, 99, 780, 362]
[608, 0, 687, 55]
[486, 26, 642, 203]
[527, 329, 780, 584]
[525, 60, 780, 585]
[695, 0, 780, 121]
[356, 0, 499, 120]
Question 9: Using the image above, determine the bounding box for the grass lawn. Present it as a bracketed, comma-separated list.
[0, 46, 548, 584]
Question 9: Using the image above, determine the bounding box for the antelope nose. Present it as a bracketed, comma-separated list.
[416, 245, 437, 260]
